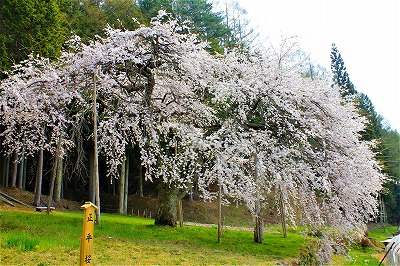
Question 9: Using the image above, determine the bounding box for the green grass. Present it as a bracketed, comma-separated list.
[368, 225, 397, 241]
[5, 233, 40, 251]
[0, 209, 390, 265]
[331, 225, 398, 265]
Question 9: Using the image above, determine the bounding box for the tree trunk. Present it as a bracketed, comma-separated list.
[63, 171, 68, 193]
[4, 155, 10, 187]
[118, 154, 126, 214]
[73, 174, 78, 191]
[280, 192, 287, 238]
[22, 156, 27, 189]
[177, 199, 183, 227]
[17, 154, 24, 189]
[53, 158, 63, 203]
[47, 138, 62, 214]
[138, 165, 143, 197]
[93, 72, 101, 224]
[155, 181, 179, 226]
[34, 149, 44, 207]
[189, 187, 194, 202]
[0, 154, 6, 187]
[254, 197, 264, 243]
[253, 152, 264, 243]
[123, 154, 129, 214]
[10, 152, 18, 187]
[47, 159, 58, 215]
[109, 177, 115, 195]
[218, 184, 223, 243]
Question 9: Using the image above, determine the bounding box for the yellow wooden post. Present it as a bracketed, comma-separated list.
[80, 202, 98, 265]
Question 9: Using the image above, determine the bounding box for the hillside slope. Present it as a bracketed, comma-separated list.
[0, 187, 277, 227]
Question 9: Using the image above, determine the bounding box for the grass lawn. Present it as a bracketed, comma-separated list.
[0, 209, 392, 265]
[332, 225, 397, 265]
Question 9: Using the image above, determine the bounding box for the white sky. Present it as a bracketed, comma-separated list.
[216, 0, 400, 131]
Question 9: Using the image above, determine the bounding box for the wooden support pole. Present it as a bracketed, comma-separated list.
[93, 72, 101, 224]
[218, 183, 223, 243]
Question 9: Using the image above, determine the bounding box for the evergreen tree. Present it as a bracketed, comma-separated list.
[380, 126, 400, 223]
[138, 0, 173, 23]
[101, 0, 146, 31]
[357, 93, 382, 141]
[58, 0, 146, 42]
[173, 0, 230, 54]
[330, 44, 380, 141]
[330, 43, 400, 224]
[57, 0, 107, 43]
[223, 1, 258, 51]
[0, 0, 66, 75]
[330, 43, 356, 97]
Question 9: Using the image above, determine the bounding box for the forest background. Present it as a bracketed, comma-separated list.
[0, 0, 399, 263]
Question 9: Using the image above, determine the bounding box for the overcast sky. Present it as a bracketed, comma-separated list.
[216, 0, 399, 131]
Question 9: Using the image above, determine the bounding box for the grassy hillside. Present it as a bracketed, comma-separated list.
[0, 187, 259, 227]
[0, 210, 303, 265]
[0, 187, 394, 265]
[0, 208, 394, 265]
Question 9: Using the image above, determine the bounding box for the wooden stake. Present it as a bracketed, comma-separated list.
[93, 72, 101, 224]
[218, 183, 222, 243]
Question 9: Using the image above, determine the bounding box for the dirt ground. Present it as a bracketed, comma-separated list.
[0, 186, 81, 211]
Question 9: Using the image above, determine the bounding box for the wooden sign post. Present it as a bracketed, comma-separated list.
[80, 202, 98, 265]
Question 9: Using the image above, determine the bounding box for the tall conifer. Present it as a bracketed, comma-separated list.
[330, 43, 356, 97]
